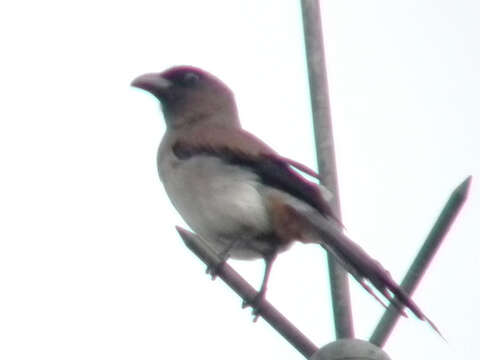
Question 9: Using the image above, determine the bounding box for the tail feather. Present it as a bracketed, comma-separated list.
[355, 274, 408, 317]
[299, 210, 442, 337]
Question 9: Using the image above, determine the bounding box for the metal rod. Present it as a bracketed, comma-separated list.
[370, 176, 472, 347]
[300, 0, 354, 339]
[176, 226, 319, 359]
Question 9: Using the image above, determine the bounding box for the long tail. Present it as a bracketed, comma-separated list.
[296, 208, 442, 337]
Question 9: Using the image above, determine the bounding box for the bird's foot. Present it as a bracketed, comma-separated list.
[205, 260, 225, 280]
[242, 291, 265, 322]
[205, 252, 229, 280]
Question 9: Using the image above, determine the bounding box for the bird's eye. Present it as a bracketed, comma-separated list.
[183, 72, 200, 86]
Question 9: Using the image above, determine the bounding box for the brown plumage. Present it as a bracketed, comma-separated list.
[131, 65, 441, 335]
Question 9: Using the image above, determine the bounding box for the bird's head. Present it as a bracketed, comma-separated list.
[131, 66, 239, 129]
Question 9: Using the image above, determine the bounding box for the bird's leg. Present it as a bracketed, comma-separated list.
[242, 252, 277, 321]
[206, 237, 241, 279]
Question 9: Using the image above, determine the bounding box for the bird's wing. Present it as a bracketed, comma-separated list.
[173, 126, 338, 222]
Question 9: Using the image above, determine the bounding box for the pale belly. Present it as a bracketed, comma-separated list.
[159, 152, 275, 259]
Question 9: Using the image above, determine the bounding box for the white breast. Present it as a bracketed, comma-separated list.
[157, 139, 271, 255]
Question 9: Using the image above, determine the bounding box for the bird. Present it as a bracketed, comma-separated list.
[131, 65, 439, 333]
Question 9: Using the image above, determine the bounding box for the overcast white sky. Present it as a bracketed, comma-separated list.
[1, 1, 479, 359]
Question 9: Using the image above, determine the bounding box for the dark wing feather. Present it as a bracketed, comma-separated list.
[172, 127, 337, 221]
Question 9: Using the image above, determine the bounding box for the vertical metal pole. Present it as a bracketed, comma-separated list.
[300, 0, 354, 338]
